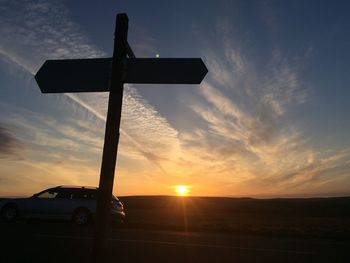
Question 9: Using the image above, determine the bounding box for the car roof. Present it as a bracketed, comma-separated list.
[56, 186, 98, 190]
[38, 186, 119, 198]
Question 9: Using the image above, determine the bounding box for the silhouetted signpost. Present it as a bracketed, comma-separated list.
[35, 13, 207, 262]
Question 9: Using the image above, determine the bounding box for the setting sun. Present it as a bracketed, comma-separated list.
[175, 185, 190, 196]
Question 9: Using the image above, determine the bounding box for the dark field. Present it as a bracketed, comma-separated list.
[1, 196, 350, 262]
[119, 196, 350, 239]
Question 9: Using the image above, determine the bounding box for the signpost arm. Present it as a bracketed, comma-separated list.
[92, 13, 128, 263]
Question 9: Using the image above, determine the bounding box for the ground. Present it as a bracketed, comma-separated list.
[1, 196, 350, 262]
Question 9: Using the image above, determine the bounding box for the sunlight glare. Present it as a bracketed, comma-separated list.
[175, 185, 190, 196]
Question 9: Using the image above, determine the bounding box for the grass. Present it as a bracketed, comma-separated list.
[119, 196, 350, 239]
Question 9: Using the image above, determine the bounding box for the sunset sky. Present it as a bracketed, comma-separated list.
[1, 0, 350, 197]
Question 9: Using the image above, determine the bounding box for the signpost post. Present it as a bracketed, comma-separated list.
[35, 13, 208, 262]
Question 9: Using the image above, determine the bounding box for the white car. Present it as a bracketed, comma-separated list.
[0, 186, 125, 225]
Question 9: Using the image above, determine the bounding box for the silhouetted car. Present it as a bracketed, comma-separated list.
[0, 186, 125, 225]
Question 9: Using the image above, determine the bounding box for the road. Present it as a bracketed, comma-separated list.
[0, 222, 349, 263]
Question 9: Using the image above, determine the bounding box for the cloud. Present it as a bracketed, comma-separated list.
[1, 2, 349, 197]
[0, 109, 102, 158]
[0, 0, 180, 173]
[0, 0, 104, 68]
[0, 110, 105, 195]
[0, 123, 22, 159]
[178, 19, 350, 196]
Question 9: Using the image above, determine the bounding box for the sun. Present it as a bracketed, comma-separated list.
[175, 185, 190, 196]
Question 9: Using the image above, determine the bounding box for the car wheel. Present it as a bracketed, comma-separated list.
[1, 204, 18, 222]
[72, 208, 91, 225]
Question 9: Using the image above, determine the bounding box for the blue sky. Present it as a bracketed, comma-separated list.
[0, 0, 350, 197]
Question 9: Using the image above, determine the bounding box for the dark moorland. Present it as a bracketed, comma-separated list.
[1, 196, 350, 262]
[119, 196, 350, 239]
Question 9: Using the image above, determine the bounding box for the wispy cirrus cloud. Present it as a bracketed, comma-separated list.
[0, 0, 180, 174]
[177, 19, 350, 196]
[1, 1, 350, 197]
[0, 123, 22, 160]
[0, 0, 104, 72]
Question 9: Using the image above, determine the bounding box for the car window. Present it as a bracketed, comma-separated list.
[55, 190, 72, 199]
[36, 190, 58, 199]
[71, 189, 96, 200]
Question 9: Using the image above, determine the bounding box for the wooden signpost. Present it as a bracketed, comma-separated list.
[35, 13, 208, 262]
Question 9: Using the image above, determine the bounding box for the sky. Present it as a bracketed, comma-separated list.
[0, 0, 350, 197]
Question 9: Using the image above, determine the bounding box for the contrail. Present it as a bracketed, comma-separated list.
[0, 48, 168, 174]
[0, 0, 170, 174]
[66, 93, 167, 174]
